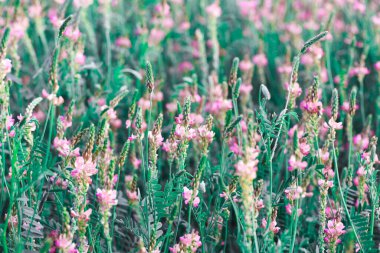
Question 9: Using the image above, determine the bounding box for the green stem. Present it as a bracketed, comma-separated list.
[331, 142, 363, 252]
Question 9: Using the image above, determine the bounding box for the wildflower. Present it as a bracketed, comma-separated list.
[326, 118, 343, 130]
[252, 53, 268, 67]
[288, 155, 307, 171]
[53, 138, 80, 157]
[269, 220, 280, 234]
[0, 58, 12, 78]
[115, 36, 131, 48]
[324, 219, 345, 244]
[55, 234, 78, 253]
[96, 189, 118, 212]
[285, 186, 303, 201]
[71, 156, 98, 184]
[183, 186, 200, 207]
[170, 230, 202, 253]
[63, 26, 81, 42]
[206, 1, 222, 18]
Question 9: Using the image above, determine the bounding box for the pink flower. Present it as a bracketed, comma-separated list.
[75, 52, 86, 65]
[96, 189, 118, 211]
[252, 53, 268, 67]
[126, 190, 138, 201]
[239, 59, 253, 71]
[261, 218, 267, 228]
[299, 141, 310, 156]
[300, 100, 323, 114]
[148, 28, 166, 46]
[374, 61, 380, 71]
[353, 134, 369, 150]
[324, 219, 345, 244]
[0, 58, 12, 78]
[115, 37, 131, 48]
[269, 220, 280, 234]
[285, 186, 303, 201]
[288, 155, 307, 171]
[206, 2, 222, 18]
[178, 61, 194, 73]
[28, 4, 43, 18]
[63, 26, 81, 42]
[219, 192, 228, 200]
[349, 66, 370, 77]
[70, 208, 92, 223]
[55, 234, 77, 253]
[53, 137, 79, 157]
[234, 159, 258, 181]
[71, 156, 98, 184]
[327, 118, 343, 130]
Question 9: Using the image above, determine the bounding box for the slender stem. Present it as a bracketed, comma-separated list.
[331, 142, 363, 252]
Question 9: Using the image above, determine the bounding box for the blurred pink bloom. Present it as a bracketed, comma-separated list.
[115, 37, 131, 48]
[349, 66, 370, 77]
[178, 61, 194, 73]
[206, 2, 222, 18]
[252, 53, 268, 67]
[75, 52, 86, 65]
[239, 59, 253, 71]
[28, 4, 42, 18]
[288, 155, 307, 171]
[63, 26, 81, 42]
[126, 190, 138, 201]
[148, 28, 165, 45]
[374, 61, 380, 71]
[55, 234, 77, 253]
[0, 58, 12, 78]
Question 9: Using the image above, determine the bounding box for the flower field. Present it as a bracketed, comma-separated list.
[0, 0, 380, 252]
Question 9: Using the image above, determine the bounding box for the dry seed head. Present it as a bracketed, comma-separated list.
[152, 113, 163, 136]
[349, 86, 357, 116]
[183, 96, 191, 127]
[0, 28, 10, 59]
[136, 107, 143, 132]
[233, 78, 241, 99]
[331, 88, 339, 120]
[110, 87, 129, 108]
[118, 141, 130, 168]
[145, 61, 154, 93]
[83, 124, 95, 161]
[229, 57, 239, 87]
[71, 128, 89, 146]
[310, 76, 320, 102]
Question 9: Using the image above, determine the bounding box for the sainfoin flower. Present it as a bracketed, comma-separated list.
[55, 234, 78, 253]
[183, 187, 200, 207]
[96, 189, 118, 212]
[71, 156, 97, 184]
[169, 230, 202, 253]
[288, 155, 307, 171]
[324, 219, 345, 244]
[53, 137, 80, 157]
